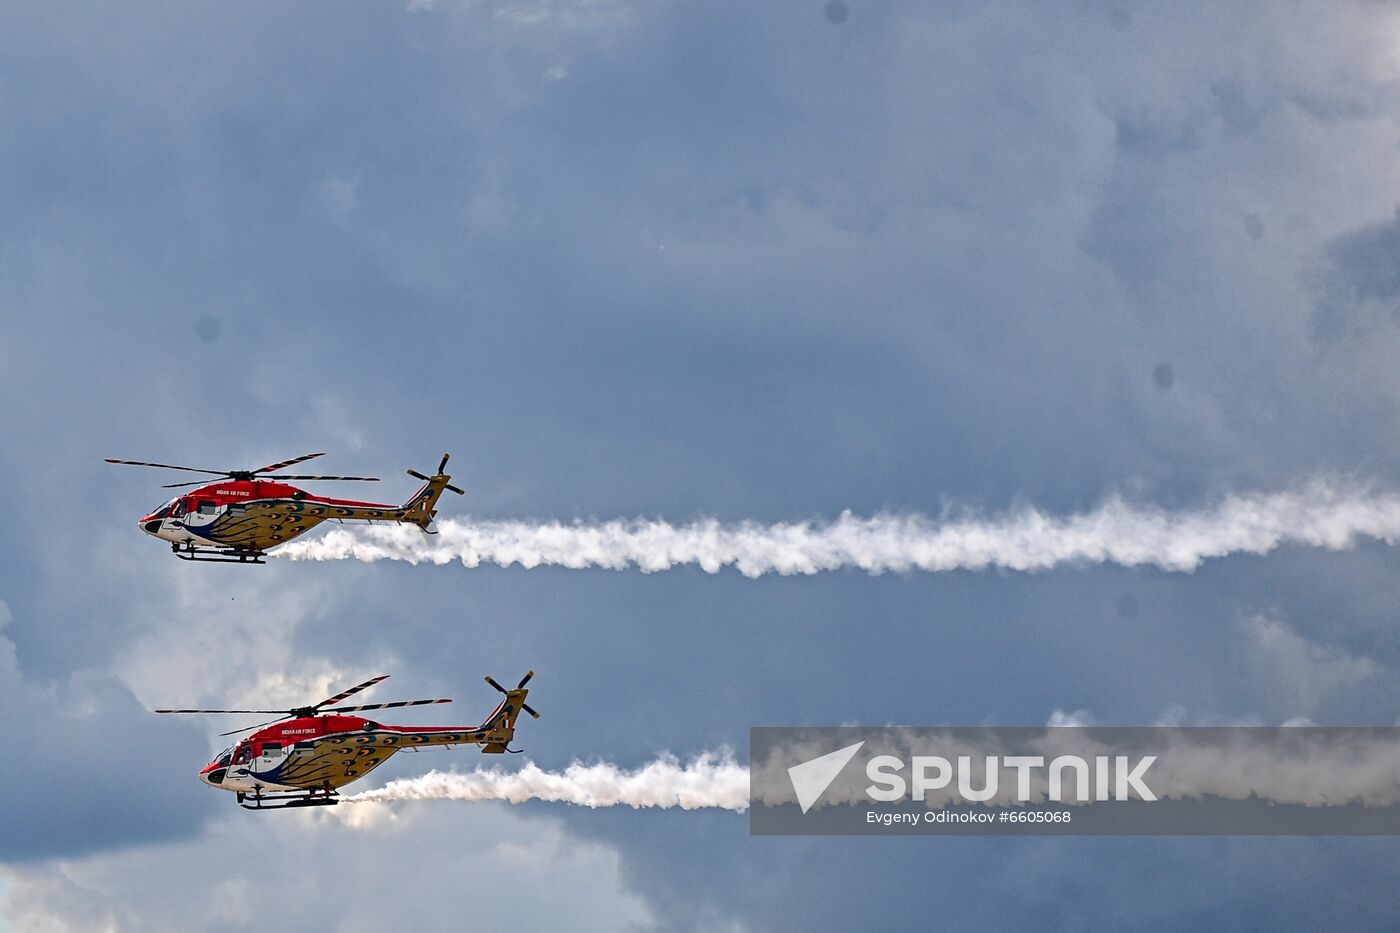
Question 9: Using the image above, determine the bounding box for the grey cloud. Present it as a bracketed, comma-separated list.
[5, 0, 1400, 929]
[0, 603, 216, 863]
[1313, 206, 1400, 343]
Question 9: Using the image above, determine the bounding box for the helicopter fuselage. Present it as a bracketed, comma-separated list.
[198, 696, 528, 799]
[158, 667, 537, 810]
[110, 451, 460, 562]
[139, 479, 433, 555]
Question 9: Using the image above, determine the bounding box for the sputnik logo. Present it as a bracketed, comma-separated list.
[787, 741, 865, 813]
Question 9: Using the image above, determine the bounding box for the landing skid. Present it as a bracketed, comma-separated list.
[237, 787, 339, 811]
[172, 542, 266, 564]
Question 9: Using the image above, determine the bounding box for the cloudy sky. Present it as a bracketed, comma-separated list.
[6, 0, 1400, 928]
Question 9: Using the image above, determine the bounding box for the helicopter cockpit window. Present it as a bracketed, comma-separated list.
[171, 500, 188, 519]
[233, 745, 252, 765]
[148, 499, 176, 519]
[215, 747, 233, 768]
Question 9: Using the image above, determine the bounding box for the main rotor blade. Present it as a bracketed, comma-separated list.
[321, 698, 452, 714]
[154, 708, 290, 714]
[220, 715, 290, 736]
[252, 452, 325, 475]
[313, 674, 389, 709]
[262, 474, 381, 482]
[106, 459, 227, 475]
[161, 479, 218, 489]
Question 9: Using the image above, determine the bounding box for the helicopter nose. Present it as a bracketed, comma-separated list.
[201, 766, 226, 786]
[142, 519, 163, 535]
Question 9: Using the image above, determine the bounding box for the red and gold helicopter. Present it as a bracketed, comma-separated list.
[157, 672, 540, 810]
[105, 451, 463, 563]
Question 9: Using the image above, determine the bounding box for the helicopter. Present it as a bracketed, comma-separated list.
[105, 451, 463, 563]
[157, 672, 540, 810]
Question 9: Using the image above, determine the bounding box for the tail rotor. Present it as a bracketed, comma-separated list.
[407, 453, 464, 496]
[486, 670, 541, 719]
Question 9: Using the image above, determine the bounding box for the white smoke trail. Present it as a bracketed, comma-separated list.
[344, 752, 749, 811]
[751, 730, 1400, 810]
[277, 479, 1400, 576]
[343, 733, 1400, 813]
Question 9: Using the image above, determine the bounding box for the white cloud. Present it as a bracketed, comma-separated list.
[1046, 709, 1095, 727]
[305, 393, 369, 452]
[488, 0, 633, 31]
[113, 568, 352, 727]
[316, 173, 361, 220]
[3, 805, 654, 933]
[1243, 614, 1380, 713]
